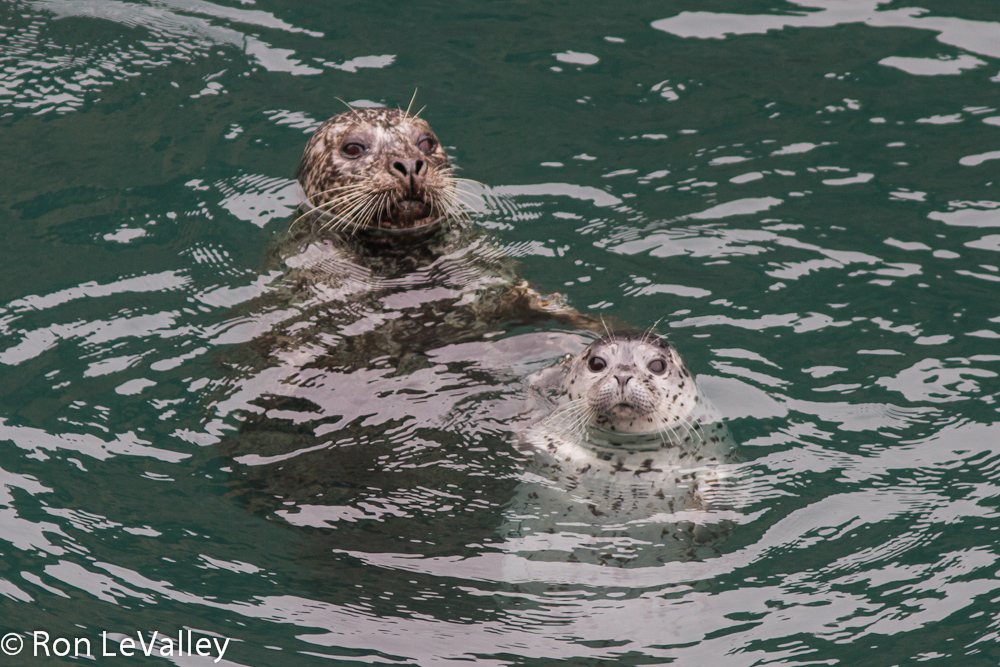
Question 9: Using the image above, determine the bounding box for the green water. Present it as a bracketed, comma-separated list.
[2, 0, 1000, 664]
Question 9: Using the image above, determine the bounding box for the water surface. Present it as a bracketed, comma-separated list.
[2, 1, 1000, 665]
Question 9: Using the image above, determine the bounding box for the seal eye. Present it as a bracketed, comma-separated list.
[587, 356, 607, 373]
[417, 136, 437, 153]
[341, 142, 367, 159]
[648, 358, 667, 375]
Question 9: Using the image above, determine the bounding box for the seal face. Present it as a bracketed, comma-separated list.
[296, 107, 466, 233]
[564, 332, 698, 436]
[530, 330, 734, 467]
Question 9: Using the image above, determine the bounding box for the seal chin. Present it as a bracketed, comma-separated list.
[380, 198, 434, 229]
[607, 403, 647, 419]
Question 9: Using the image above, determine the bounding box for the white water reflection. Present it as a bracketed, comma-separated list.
[0, 418, 190, 462]
[6, 0, 391, 117]
[653, 1, 1000, 65]
[33, 0, 323, 74]
[880, 54, 987, 76]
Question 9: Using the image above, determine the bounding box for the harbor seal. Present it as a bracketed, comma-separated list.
[502, 332, 738, 565]
[234, 103, 593, 373]
[222, 103, 596, 457]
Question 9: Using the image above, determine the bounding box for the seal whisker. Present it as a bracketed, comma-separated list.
[318, 190, 382, 233]
[364, 193, 384, 233]
[310, 190, 373, 218]
[599, 315, 613, 342]
[543, 398, 594, 439]
[305, 183, 372, 201]
[359, 192, 392, 235]
[443, 180, 487, 207]
[336, 196, 374, 233]
[438, 181, 488, 221]
[405, 88, 418, 119]
[345, 191, 389, 233]
[334, 96, 365, 123]
[311, 193, 374, 231]
[436, 189, 475, 224]
[297, 186, 374, 223]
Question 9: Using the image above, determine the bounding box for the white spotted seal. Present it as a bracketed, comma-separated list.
[534, 331, 733, 462]
[502, 332, 738, 565]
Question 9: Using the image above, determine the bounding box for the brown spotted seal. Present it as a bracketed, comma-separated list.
[223, 103, 595, 440]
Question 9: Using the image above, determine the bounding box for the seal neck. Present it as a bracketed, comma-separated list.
[582, 426, 686, 453]
[291, 208, 456, 254]
[346, 219, 450, 245]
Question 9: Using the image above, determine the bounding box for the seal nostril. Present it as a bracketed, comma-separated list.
[414, 159, 425, 176]
[392, 160, 408, 176]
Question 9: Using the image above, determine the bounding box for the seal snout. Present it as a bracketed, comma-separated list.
[391, 157, 427, 196]
[611, 369, 639, 408]
[591, 364, 654, 418]
[614, 372, 633, 390]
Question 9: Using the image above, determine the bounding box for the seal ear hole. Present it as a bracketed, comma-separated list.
[588, 356, 607, 372]
[341, 142, 367, 158]
[417, 136, 437, 153]
[648, 358, 667, 375]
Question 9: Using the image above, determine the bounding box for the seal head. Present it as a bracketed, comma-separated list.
[563, 331, 699, 437]
[297, 107, 465, 235]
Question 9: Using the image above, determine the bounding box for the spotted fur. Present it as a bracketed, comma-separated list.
[563, 331, 698, 435]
